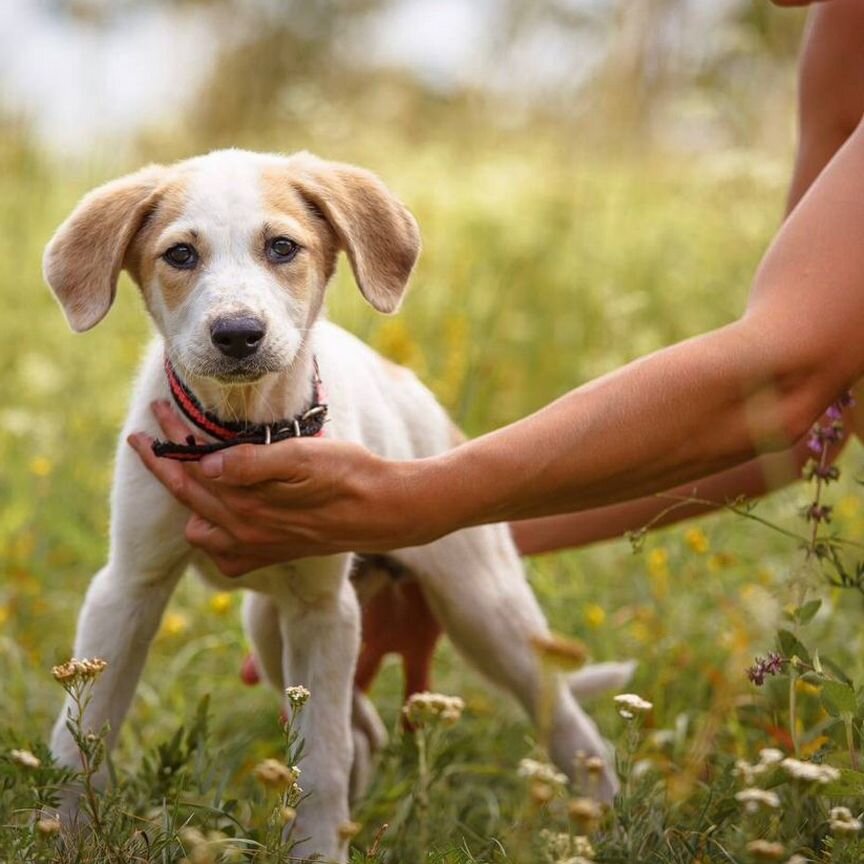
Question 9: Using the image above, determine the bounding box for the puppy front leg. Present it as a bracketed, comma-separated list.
[51, 436, 190, 807]
[278, 568, 360, 863]
[50, 565, 183, 776]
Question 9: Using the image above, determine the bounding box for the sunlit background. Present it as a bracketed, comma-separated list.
[4, 2, 864, 861]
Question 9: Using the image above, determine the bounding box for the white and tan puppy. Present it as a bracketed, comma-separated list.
[44, 149, 628, 861]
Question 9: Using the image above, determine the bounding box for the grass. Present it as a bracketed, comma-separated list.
[2, 127, 864, 862]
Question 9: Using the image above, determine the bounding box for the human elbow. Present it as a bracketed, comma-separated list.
[771, 347, 847, 447]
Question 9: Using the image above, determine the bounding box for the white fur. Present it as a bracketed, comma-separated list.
[48, 150, 631, 862]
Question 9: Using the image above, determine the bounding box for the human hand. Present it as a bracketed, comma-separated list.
[127, 402, 441, 576]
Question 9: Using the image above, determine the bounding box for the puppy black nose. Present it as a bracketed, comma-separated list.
[210, 316, 266, 359]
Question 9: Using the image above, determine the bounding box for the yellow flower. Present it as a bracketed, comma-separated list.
[646, 547, 669, 599]
[160, 612, 189, 638]
[584, 604, 606, 629]
[837, 495, 860, 519]
[647, 548, 668, 571]
[29, 456, 53, 477]
[0, 605, 9, 626]
[707, 552, 737, 572]
[209, 593, 232, 615]
[684, 528, 709, 554]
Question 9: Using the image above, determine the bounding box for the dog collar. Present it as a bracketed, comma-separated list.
[152, 356, 327, 461]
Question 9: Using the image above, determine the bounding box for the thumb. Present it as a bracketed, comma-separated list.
[200, 439, 318, 485]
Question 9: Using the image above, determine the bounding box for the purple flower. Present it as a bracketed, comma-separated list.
[747, 653, 785, 686]
[805, 504, 833, 524]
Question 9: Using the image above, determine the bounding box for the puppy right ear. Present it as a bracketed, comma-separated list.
[43, 165, 165, 332]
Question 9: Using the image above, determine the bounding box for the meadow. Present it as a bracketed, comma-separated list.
[2, 118, 864, 863]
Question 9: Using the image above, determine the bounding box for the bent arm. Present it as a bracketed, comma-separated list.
[415, 114, 864, 537]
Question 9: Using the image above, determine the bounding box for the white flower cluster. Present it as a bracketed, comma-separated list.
[518, 758, 568, 788]
[539, 829, 594, 861]
[745, 839, 784, 861]
[285, 685, 311, 708]
[780, 757, 840, 785]
[735, 787, 780, 814]
[403, 692, 465, 727]
[51, 657, 108, 684]
[829, 806, 863, 835]
[733, 748, 785, 786]
[9, 749, 41, 769]
[613, 693, 653, 720]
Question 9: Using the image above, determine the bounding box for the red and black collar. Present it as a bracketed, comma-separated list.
[152, 356, 327, 461]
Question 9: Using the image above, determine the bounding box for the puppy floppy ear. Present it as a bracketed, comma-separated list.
[289, 153, 421, 314]
[43, 165, 165, 332]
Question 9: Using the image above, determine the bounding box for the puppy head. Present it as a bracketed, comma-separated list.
[43, 149, 421, 382]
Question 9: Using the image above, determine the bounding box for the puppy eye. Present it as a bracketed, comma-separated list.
[163, 243, 198, 269]
[266, 236, 299, 263]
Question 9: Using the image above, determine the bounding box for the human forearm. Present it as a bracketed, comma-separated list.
[510, 424, 851, 555]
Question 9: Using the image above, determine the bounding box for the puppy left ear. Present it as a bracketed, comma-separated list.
[289, 153, 421, 314]
[43, 164, 165, 332]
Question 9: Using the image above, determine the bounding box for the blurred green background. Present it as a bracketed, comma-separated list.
[3, 0, 864, 857]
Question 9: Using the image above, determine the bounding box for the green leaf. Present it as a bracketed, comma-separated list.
[821, 655, 854, 686]
[821, 767, 864, 797]
[821, 680, 857, 717]
[798, 599, 822, 625]
[777, 629, 811, 666]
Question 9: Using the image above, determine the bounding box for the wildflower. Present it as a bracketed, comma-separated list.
[285, 685, 311, 708]
[253, 759, 301, 791]
[208, 593, 232, 614]
[281, 806, 297, 824]
[746, 653, 784, 686]
[780, 757, 840, 784]
[30, 456, 53, 477]
[518, 758, 568, 788]
[804, 504, 832, 524]
[531, 633, 587, 671]
[568, 796, 603, 832]
[160, 612, 189, 637]
[584, 603, 606, 629]
[684, 528, 709, 554]
[338, 820, 361, 841]
[403, 692, 465, 727]
[584, 756, 606, 777]
[613, 693, 653, 719]
[36, 816, 61, 835]
[734, 759, 757, 786]
[758, 748, 784, 767]
[746, 840, 785, 861]
[9, 748, 41, 769]
[829, 806, 862, 835]
[51, 657, 108, 684]
[735, 788, 780, 814]
[530, 780, 555, 804]
[538, 829, 594, 861]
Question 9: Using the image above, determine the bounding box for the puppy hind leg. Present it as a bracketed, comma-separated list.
[395, 527, 619, 801]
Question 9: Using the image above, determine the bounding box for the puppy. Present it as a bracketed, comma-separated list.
[44, 149, 628, 861]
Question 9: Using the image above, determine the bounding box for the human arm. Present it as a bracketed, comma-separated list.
[511, 0, 864, 556]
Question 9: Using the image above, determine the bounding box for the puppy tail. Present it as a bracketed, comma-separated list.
[566, 660, 636, 701]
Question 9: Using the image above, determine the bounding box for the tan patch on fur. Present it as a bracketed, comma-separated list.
[261, 165, 340, 297]
[126, 176, 191, 312]
[281, 153, 421, 314]
[43, 165, 166, 331]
